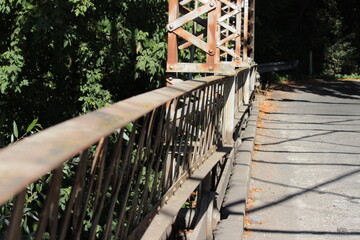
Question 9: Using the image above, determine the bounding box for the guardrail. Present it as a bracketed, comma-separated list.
[0, 64, 257, 240]
[257, 60, 299, 73]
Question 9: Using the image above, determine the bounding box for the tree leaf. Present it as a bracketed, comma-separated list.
[26, 118, 38, 133]
[13, 121, 18, 138]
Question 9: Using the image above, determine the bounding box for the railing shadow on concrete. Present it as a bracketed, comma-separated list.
[0, 65, 257, 240]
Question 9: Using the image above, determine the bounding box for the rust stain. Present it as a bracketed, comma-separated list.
[249, 187, 262, 193]
[243, 229, 253, 239]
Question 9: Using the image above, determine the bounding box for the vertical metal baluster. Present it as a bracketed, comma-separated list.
[213, 83, 221, 144]
[186, 89, 201, 170]
[189, 90, 202, 167]
[49, 167, 64, 240]
[200, 84, 212, 156]
[101, 125, 136, 240]
[206, 84, 217, 152]
[234, 74, 238, 111]
[219, 82, 225, 141]
[103, 120, 138, 240]
[216, 83, 225, 143]
[140, 106, 165, 218]
[88, 139, 110, 240]
[73, 136, 115, 239]
[205, 84, 214, 153]
[152, 102, 173, 206]
[35, 167, 63, 240]
[214, 82, 222, 144]
[100, 128, 124, 240]
[81, 137, 114, 239]
[220, 83, 225, 138]
[131, 109, 156, 227]
[6, 190, 26, 240]
[163, 98, 180, 190]
[191, 87, 207, 166]
[201, 84, 213, 155]
[214, 83, 221, 145]
[72, 153, 91, 235]
[157, 100, 174, 200]
[92, 138, 108, 211]
[175, 93, 190, 178]
[58, 150, 88, 240]
[124, 113, 153, 236]
[73, 144, 101, 235]
[174, 94, 187, 180]
[181, 93, 194, 173]
[183, 90, 199, 172]
[210, 82, 219, 147]
[207, 83, 217, 149]
[114, 116, 150, 239]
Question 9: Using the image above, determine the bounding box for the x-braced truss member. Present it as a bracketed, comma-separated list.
[166, 0, 255, 75]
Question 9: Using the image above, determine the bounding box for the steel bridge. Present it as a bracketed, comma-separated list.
[0, 0, 257, 239]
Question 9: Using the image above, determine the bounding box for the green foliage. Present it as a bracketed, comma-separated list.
[315, 3, 359, 76]
[256, 0, 359, 77]
[10, 119, 42, 143]
[0, 99, 42, 146]
[79, 69, 112, 112]
[135, 30, 167, 85]
[0, 177, 48, 239]
[335, 73, 360, 80]
[0, 0, 168, 147]
[323, 39, 358, 76]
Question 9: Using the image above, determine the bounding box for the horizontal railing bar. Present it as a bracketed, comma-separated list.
[0, 68, 252, 206]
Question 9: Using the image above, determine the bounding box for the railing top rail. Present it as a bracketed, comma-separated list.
[0, 66, 252, 205]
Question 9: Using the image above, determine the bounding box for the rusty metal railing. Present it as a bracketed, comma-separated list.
[0, 65, 256, 240]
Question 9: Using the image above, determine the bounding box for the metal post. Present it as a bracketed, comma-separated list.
[250, 66, 255, 92]
[243, 0, 249, 62]
[243, 69, 250, 104]
[309, 50, 313, 75]
[167, 0, 179, 71]
[223, 76, 235, 145]
[249, 0, 255, 60]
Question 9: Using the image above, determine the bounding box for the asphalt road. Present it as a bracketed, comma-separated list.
[245, 79, 360, 240]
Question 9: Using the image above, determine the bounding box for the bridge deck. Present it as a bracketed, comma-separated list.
[245, 79, 360, 239]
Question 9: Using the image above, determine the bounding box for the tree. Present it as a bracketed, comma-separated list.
[0, 0, 168, 147]
[255, 0, 359, 76]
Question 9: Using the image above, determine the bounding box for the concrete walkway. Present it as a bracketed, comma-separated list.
[245, 79, 360, 239]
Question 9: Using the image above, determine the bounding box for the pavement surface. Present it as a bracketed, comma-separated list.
[244, 79, 360, 240]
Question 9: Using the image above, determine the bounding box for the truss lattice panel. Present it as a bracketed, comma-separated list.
[167, 0, 255, 74]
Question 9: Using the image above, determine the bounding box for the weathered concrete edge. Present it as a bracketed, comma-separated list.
[214, 101, 259, 239]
